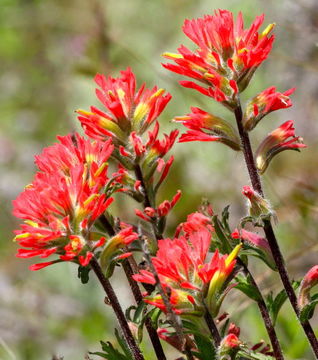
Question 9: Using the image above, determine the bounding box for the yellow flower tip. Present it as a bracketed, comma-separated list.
[261, 23, 276, 38]
[13, 232, 31, 241]
[162, 52, 183, 59]
[94, 162, 108, 177]
[133, 103, 150, 123]
[116, 88, 126, 100]
[83, 193, 99, 208]
[225, 243, 242, 267]
[25, 220, 39, 228]
[76, 109, 92, 116]
[204, 72, 215, 79]
[25, 183, 33, 190]
[150, 88, 165, 99]
[238, 47, 249, 54]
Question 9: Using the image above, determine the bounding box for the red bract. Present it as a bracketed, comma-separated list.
[243, 87, 295, 131]
[163, 9, 275, 106]
[13, 134, 116, 270]
[298, 265, 318, 309]
[174, 107, 240, 150]
[76, 68, 171, 143]
[133, 214, 241, 316]
[255, 120, 306, 174]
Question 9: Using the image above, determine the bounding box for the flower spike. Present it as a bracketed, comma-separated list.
[13, 134, 116, 270]
[77, 68, 171, 143]
[163, 9, 275, 107]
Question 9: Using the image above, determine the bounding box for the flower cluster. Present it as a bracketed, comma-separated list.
[77, 67, 171, 143]
[133, 213, 241, 317]
[13, 134, 117, 270]
[163, 9, 275, 107]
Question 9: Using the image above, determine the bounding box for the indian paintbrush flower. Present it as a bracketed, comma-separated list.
[13, 134, 116, 270]
[133, 213, 241, 318]
[76, 67, 171, 144]
[255, 120, 306, 174]
[243, 86, 295, 131]
[174, 107, 241, 150]
[163, 9, 275, 108]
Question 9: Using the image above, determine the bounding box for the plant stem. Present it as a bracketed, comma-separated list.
[134, 163, 163, 240]
[142, 238, 195, 360]
[90, 257, 144, 360]
[234, 101, 318, 358]
[99, 214, 167, 360]
[203, 305, 221, 346]
[237, 259, 284, 360]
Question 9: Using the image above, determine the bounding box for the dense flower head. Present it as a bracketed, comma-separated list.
[13, 134, 116, 270]
[255, 120, 306, 174]
[174, 107, 240, 150]
[133, 213, 241, 316]
[76, 68, 171, 144]
[243, 87, 295, 131]
[163, 9, 275, 106]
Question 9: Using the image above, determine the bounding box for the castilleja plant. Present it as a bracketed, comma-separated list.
[12, 8, 318, 360]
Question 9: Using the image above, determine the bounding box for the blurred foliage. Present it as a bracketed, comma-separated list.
[0, 0, 318, 359]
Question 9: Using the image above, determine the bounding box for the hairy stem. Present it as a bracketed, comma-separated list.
[90, 257, 144, 360]
[99, 214, 167, 360]
[234, 101, 318, 358]
[238, 259, 284, 360]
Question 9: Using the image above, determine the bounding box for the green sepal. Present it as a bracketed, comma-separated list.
[77, 265, 91, 284]
[300, 294, 318, 322]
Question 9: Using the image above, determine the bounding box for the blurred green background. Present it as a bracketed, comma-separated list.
[1, 0, 318, 359]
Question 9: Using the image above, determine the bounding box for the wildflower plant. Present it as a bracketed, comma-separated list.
[12, 8, 318, 360]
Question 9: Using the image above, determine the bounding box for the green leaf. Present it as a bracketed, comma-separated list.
[235, 274, 262, 302]
[192, 334, 217, 360]
[115, 329, 134, 360]
[212, 215, 232, 253]
[77, 265, 90, 284]
[89, 340, 129, 360]
[237, 349, 274, 360]
[221, 205, 231, 234]
[300, 298, 318, 322]
[266, 281, 300, 325]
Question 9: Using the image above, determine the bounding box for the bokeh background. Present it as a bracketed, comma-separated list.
[1, 0, 318, 359]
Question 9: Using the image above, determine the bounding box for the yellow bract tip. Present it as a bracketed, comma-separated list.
[225, 243, 242, 267]
[162, 52, 183, 59]
[261, 23, 275, 37]
[150, 88, 165, 99]
[76, 109, 92, 116]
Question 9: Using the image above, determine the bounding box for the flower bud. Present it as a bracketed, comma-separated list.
[255, 120, 306, 174]
[219, 334, 241, 359]
[298, 265, 318, 309]
[242, 186, 274, 220]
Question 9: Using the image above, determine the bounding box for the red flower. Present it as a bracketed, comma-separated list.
[133, 214, 241, 316]
[77, 68, 171, 143]
[243, 87, 295, 131]
[255, 120, 306, 174]
[174, 107, 240, 150]
[13, 134, 115, 270]
[163, 10, 275, 105]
